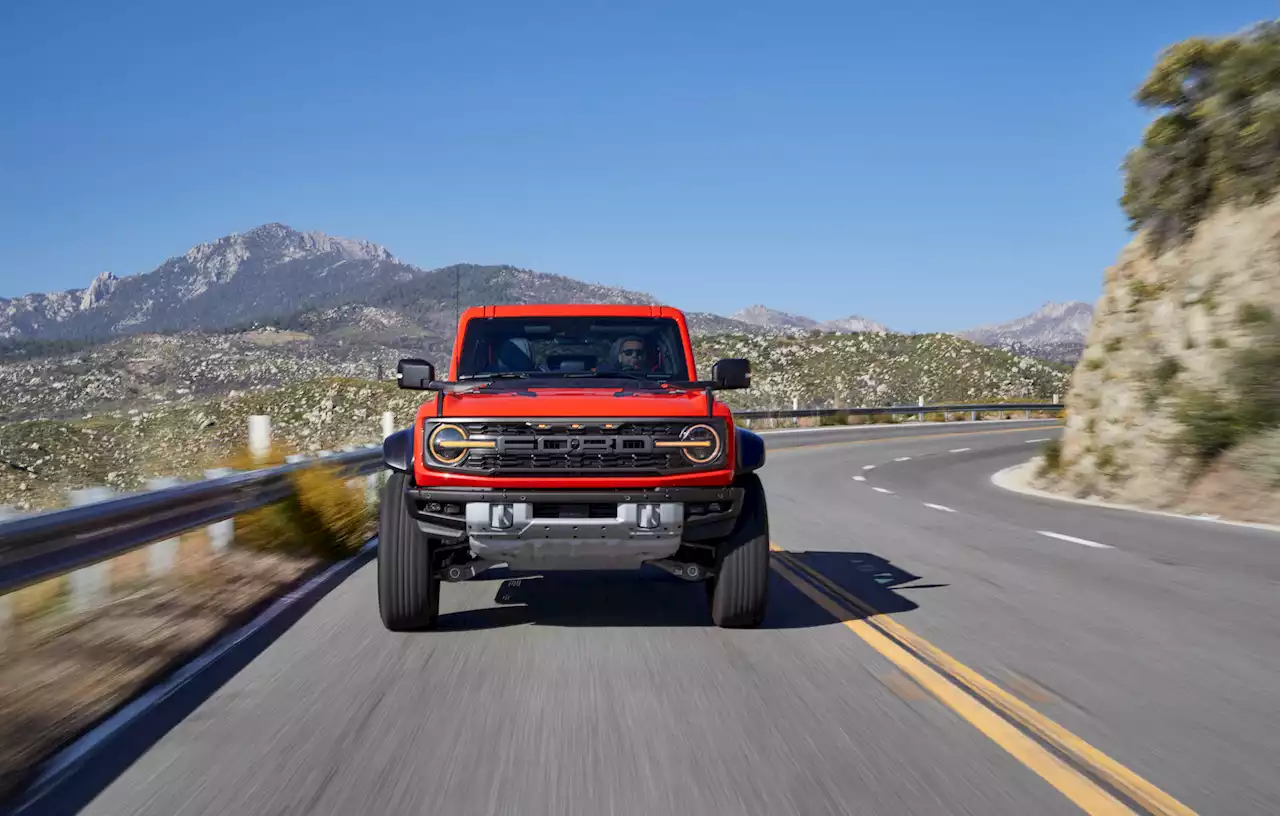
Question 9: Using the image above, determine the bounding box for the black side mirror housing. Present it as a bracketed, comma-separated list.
[397, 358, 436, 390]
[711, 358, 751, 390]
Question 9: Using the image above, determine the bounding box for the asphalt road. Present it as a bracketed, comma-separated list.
[52, 422, 1280, 815]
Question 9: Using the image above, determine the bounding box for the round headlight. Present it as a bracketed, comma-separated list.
[680, 423, 721, 464]
[427, 423, 468, 464]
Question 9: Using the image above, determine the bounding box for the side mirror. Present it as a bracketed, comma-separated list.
[711, 358, 751, 390]
[396, 358, 436, 390]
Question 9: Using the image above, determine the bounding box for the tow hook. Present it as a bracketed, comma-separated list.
[650, 559, 714, 582]
[440, 560, 497, 582]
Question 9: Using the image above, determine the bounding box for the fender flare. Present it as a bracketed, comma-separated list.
[735, 426, 766, 474]
[383, 428, 414, 473]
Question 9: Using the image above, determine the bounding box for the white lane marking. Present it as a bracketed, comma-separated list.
[992, 463, 1280, 535]
[853, 475, 867, 482]
[894, 456, 912, 461]
[862, 465, 876, 470]
[1025, 438, 1051, 443]
[1037, 530, 1112, 549]
[923, 503, 956, 513]
[873, 487, 894, 494]
[949, 447, 971, 453]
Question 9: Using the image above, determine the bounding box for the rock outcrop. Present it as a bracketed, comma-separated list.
[1035, 198, 1280, 523]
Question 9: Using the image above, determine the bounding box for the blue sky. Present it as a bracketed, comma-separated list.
[1, 1, 1274, 333]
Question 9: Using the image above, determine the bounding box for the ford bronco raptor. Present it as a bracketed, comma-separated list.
[378, 304, 769, 631]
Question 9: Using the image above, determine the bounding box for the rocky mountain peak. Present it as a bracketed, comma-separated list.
[730, 305, 891, 335]
[731, 304, 819, 330]
[179, 223, 395, 282]
[79, 271, 118, 310]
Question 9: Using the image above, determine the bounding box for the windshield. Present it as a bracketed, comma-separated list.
[455, 315, 691, 381]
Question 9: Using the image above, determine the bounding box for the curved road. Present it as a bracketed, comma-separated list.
[32, 422, 1280, 815]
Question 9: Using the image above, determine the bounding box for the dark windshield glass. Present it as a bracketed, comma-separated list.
[455, 316, 690, 380]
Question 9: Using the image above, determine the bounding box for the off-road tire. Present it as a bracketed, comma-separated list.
[708, 473, 770, 628]
[377, 471, 440, 631]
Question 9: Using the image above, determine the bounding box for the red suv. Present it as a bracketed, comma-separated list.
[379, 304, 769, 630]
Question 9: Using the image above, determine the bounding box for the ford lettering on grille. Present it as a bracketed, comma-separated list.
[447, 420, 705, 475]
[498, 435, 654, 454]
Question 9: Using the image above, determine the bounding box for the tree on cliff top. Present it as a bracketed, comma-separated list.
[1121, 20, 1280, 251]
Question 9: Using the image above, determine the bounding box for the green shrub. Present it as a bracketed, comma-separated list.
[223, 445, 374, 560]
[1227, 334, 1280, 428]
[1037, 439, 1063, 477]
[1232, 427, 1280, 485]
[1128, 280, 1165, 304]
[1154, 356, 1182, 385]
[818, 412, 849, 427]
[1104, 337, 1124, 353]
[1121, 21, 1280, 251]
[1173, 327, 1280, 467]
[1237, 303, 1275, 326]
[1175, 389, 1248, 464]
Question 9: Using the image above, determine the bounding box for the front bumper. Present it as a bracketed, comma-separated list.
[404, 485, 743, 570]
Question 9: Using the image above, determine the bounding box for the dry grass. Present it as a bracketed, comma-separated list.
[0, 547, 320, 803]
[220, 444, 375, 561]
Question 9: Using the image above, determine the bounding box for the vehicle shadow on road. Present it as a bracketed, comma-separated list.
[432, 551, 928, 631]
[779, 550, 942, 618]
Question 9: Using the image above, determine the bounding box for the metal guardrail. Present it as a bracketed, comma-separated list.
[0, 447, 382, 596]
[733, 402, 1063, 420]
[0, 401, 1063, 596]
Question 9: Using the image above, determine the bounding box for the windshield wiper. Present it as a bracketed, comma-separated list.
[560, 371, 653, 382]
[456, 372, 533, 381]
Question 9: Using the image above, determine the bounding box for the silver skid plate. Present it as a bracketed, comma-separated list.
[464, 501, 684, 570]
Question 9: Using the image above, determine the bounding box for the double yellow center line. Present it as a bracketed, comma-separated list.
[768, 544, 1197, 816]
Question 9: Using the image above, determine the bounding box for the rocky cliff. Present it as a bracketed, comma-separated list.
[1035, 198, 1280, 524]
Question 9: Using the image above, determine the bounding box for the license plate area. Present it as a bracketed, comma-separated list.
[532, 503, 618, 519]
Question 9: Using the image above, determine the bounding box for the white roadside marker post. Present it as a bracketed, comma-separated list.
[67, 486, 115, 613]
[203, 468, 236, 553]
[145, 477, 182, 578]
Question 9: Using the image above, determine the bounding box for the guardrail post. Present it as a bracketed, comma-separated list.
[0, 505, 15, 636]
[203, 468, 235, 553]
[373, 414, 395, 504]
[67, 487, 115, 613]
[918, 395, 924, 423]
[1025, 408, 1032, 419]
[249, 415, 271, 463]
[971, 410, 977, 421]
[145, 477, 183, 578]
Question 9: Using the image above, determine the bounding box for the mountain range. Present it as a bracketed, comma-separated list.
[955, 301, 1094, 364]
[0, 223, 1093, 362]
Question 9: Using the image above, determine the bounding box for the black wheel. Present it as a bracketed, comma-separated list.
[377, 471, 440, 631]
[708, 473, 770, 628]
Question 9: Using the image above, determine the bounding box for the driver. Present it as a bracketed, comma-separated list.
[615, 335, 649, 371]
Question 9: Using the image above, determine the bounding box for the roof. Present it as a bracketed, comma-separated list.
[458, 304, 687, 320]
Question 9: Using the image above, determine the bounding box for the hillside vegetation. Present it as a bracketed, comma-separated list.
[1121, 21, 1280, 251]
[1039, 20, 1280, 524]
[0, 378, 421, 512]
[699, 331, 1068, 411]
[0, 328, 1066, 511]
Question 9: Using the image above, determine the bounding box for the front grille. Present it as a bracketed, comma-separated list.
[436, 420, 715, 476]
[466, 451, 682, 472]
